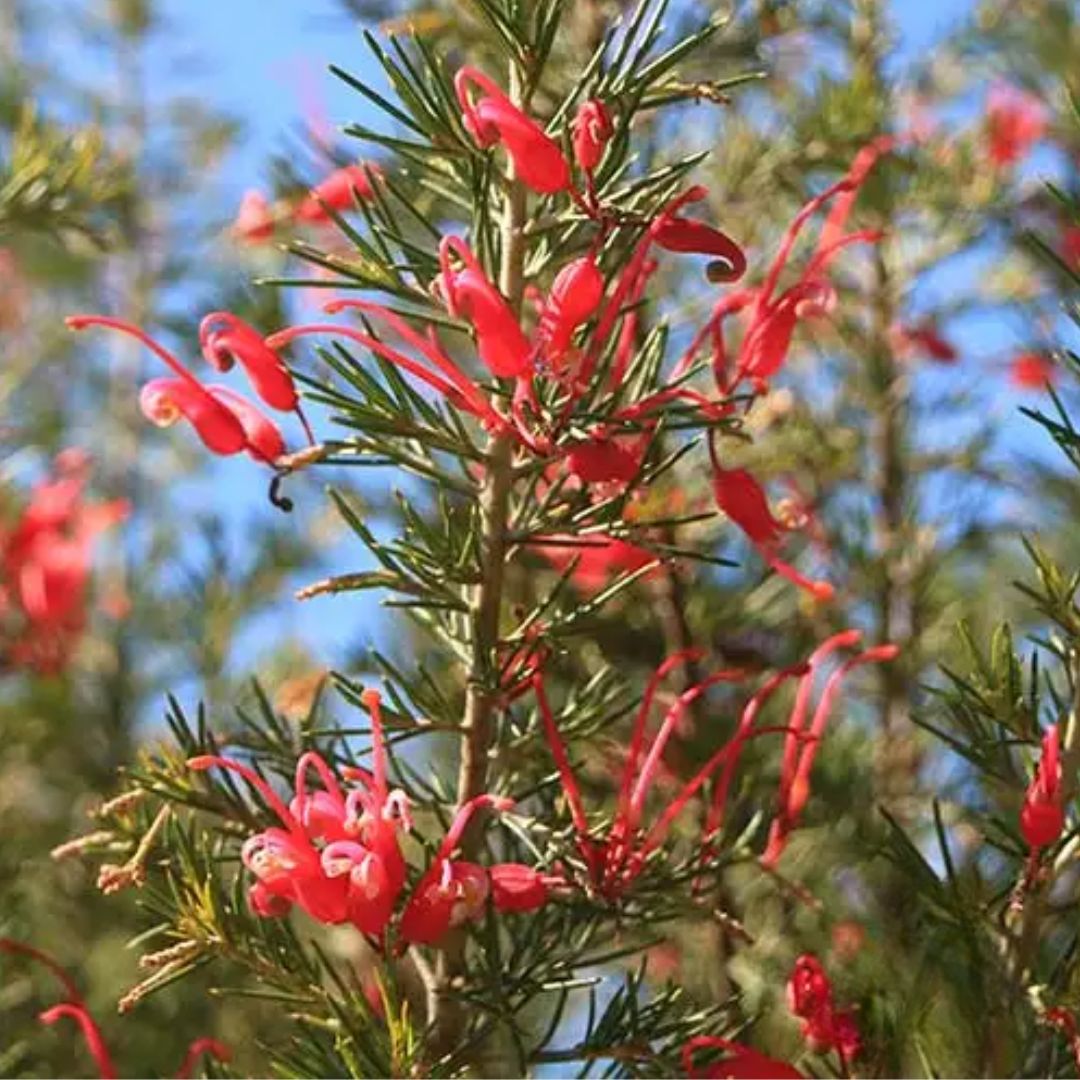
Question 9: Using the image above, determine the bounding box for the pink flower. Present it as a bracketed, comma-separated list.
[532, 533, 659, 591]
[985, 83, 1046, 169]
[536, 254, 605, 371]
[455, 67, 571, 194]
[439, 236, 533, 378]
[1021, 725, 1065, 850]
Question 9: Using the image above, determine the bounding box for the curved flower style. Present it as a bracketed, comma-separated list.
[0, 938, 229, 1080]
[653, 185, 747, 283]
[762, 632, 899, 867]
[890, 319, 958, 364]
[66, 315, 295, 464]
[1021, 724, 1065, 850]
[191, 690, 545, 947]
[787, 954, 861, 1062]
[0, 450, 128, 673]
[455, 67, 571, 195]
[682, 1035, 803, 1079]
[532, 652, 801, 898]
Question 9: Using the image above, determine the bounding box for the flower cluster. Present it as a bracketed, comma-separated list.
[534, 633, 896, 897]
[786, 953, 861, 1063]
[0, 939, 229, 1079]
[0, 449, 127, 673]
[190, 689, 549, 948]
[66, 311, 313, 470]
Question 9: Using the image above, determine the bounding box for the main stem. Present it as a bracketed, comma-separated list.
[430, 62, 528, 1064]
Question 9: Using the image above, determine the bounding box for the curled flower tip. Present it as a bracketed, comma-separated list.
[268, 473, 294, 514]
[174, 1037, 232, 1079]
[39, 1003, 119, 1080]
[359, 687, 382, 709]
[572, 98, 613, 172]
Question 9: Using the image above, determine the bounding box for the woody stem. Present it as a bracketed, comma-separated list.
[429, 61, 527, 1063]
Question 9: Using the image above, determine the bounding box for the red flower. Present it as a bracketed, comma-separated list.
[786, 953, 860, 1061]
[572, 99, 613, 172]
[1045, 1007, 1080, 1075]
[682, 1035, 803, 1079]
[763, 633, 899, 866]
[1021, 725, 1065, 850]
[67, 316, 291, 464]
[1063, 225, 1080, 267]
[1010, 351, 1055, 389]
[398, 794, 514, 945]
[676, 138, 890, 400]
[532, 533, 659, 591]
[985, 83, 1046, 169]
[191, 691, 540, 947]
[890, 320, 958, 363]
[533, 654, 791, 898]
[268, 297, 506, 431]
[439, 236, 533, 378]
[566, 433, 646, 487]
[0, 451, 127, 673]
[489, 862, 550, 912]
[295, 163, 380, 223]
[232, 188, 275, 243]
[0, 938, 229, 1080]
[455, 67, 571, 194]
[709, 449, 833, 601]
[537, 254, 605, 370]
[654, 186, 746, 283]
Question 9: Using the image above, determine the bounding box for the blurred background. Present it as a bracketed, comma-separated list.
[1, 0, 1078, 1075]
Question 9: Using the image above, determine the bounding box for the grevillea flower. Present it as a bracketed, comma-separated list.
[763, 632, 899, 866]
[709, 447, 833, 601]
[439, 236, 533, 378]
[682, 1035, 803, 1079]
[455, 67, 571, 195]
[191, 691, 543, 947]
[1021, 724, 1065, 850]
[267, 297, 507, 432]
[232, 188, 275, 243]
[531, 533, 659, 591]
[0, 938, 229, 1080]
[67, 316, 291, 464]
[890, 320, 958, 363]
[1045, 1007, 1080, 1075]
[985, 83, 1046, 169]
[572, 99, 613, 172]
[0, 451, 128, 673]
[653, 186, 747, 283]
[295, 163, 380, 223]
[533, 654, 808, 899]
[1010, 351, 1055, 389]
[786, 953, 861, 1062]
[675, 138, 890, 401]
[536, 254, 605, 371]
[1064, 225, 1080, 268]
